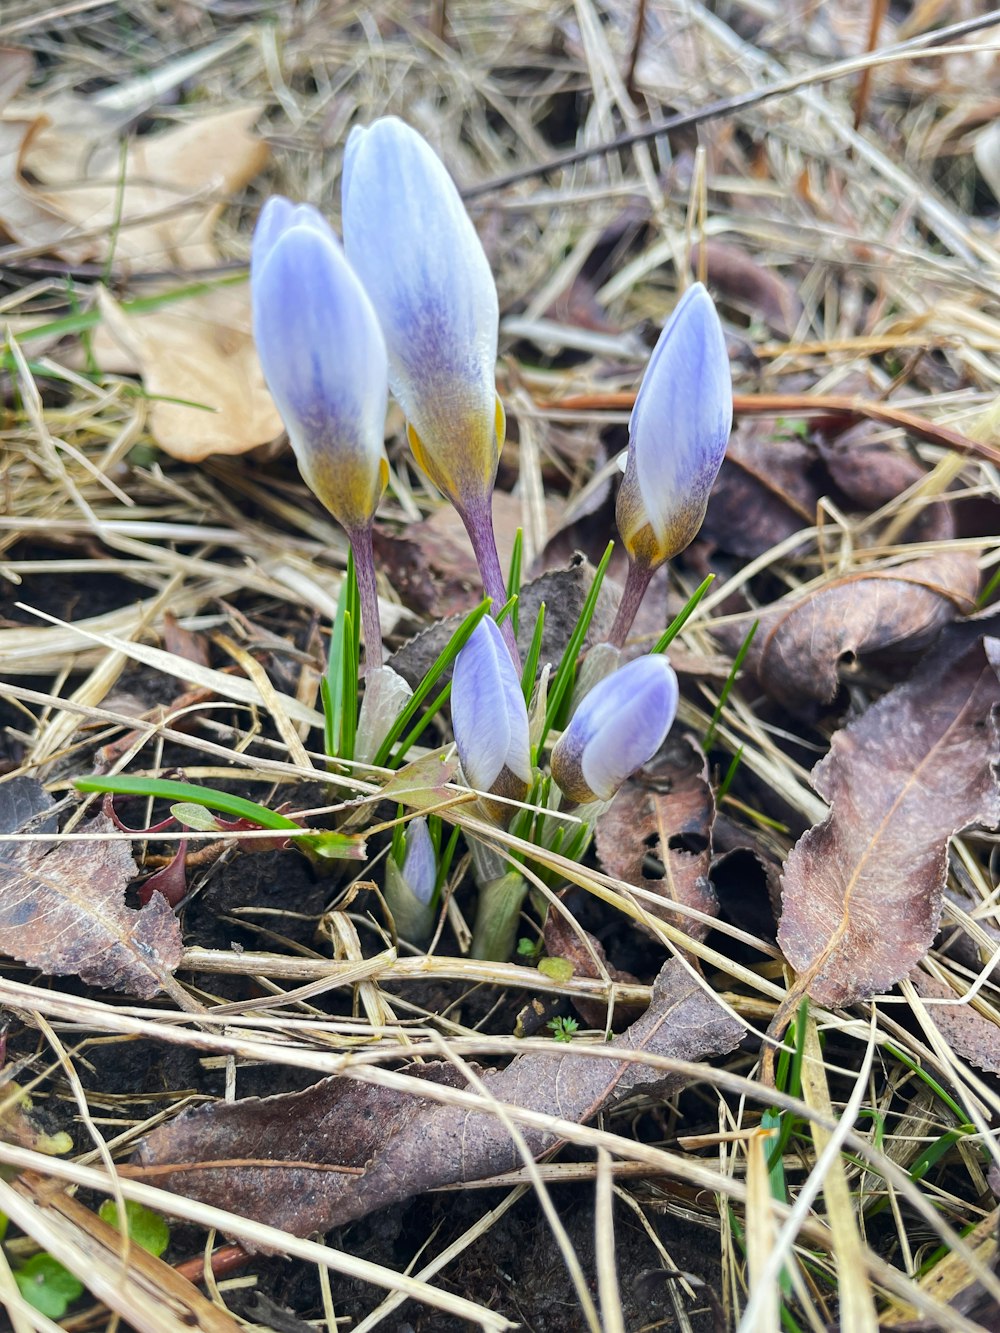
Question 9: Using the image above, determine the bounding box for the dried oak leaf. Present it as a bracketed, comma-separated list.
[131, 959, 742, 1240]
[718, 551, 980, 710]
[595, 732, 718, 940]
[777, 632, 1000, 1007]
[0, 780, 181, 998]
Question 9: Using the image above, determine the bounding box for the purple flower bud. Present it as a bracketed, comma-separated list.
[385, 815, 437, 944]
[452, 617, 531, 813]
[251, 197, 389, 533]
[551, 655, 679, 803]
[399, 816, 436, 907]
[616, 283, 732, 569]
[341, 117, 504, 515]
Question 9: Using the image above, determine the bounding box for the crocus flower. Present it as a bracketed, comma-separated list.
[251, 197, 390, 665]
[451, 616, 531, 817]
[610, 283, 732, 646]
[342, 118, 515, 660]
[252, 197, 389, 532]
[385, 815, 437, 944]
[398, 816, 437, 906]
[551, 654, 679, 804]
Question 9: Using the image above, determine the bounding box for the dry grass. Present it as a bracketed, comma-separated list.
[2, 1, 1000, 1330]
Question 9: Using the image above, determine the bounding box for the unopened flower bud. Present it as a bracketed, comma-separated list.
[616, 283, 732, 570]
[385, 816, 437, 945]
[251, 198, 389, 533]
[342, 117, 503, 517]
[451, 617, 531, 817]
[551, 655, 679, 804]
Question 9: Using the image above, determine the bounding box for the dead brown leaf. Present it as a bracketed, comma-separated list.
[388, 553, 619, 688]
[130, 959, 742, 1239]
[777, 631, 1000, 1007]
[818, 427, 956, 545]
[720, 552, 980, 710]
[96, 285, 282, 461]
[691, 240, 804, 337]
[595, 733, 718, 940]
[909, 969, 1000, 1076]
[700, 420, 821, 560]
[542, 904, 644, 1029]
[0, 779, 182, 999]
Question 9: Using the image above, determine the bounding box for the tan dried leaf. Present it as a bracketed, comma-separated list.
[96, 284, 282, 461]
[777, 632, 1000, 1006]
[3, 97, 267, 267]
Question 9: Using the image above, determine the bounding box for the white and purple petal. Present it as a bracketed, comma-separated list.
[401, 816, 436, 906]
[451, 616, 531, 796]
[342, 117, 501, 508]
[617, 283, 732, 566]
[251, 197, 389, 530]
[552, 654, 679, 803]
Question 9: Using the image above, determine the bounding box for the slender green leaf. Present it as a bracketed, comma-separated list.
[652, 574, 715, 654]
[539, 540, 614, 750]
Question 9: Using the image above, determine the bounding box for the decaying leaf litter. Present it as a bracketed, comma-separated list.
[1, 3, 1000, 1330]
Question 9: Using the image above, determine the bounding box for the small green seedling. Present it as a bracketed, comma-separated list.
[99, 1199, 170, 1257]
[547, 1015, 579, 1042]
[13, 1254, 83, 1319]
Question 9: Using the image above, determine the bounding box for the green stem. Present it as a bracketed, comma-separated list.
[471, 871, 529, 962]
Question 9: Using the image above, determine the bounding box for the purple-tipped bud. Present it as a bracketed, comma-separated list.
[452, 617, 531, 814]
[384, 815, 437, 944]
[251, 197, 389, 532]
[551, 655, 679, 803]
[616, 283, 732, 570]
[399, 816, 436, 907]
[342, 117, 504, 515]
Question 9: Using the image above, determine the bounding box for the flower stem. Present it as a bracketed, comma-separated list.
[460, 496, 520, 668]
[349, 523, 383, 671]
[608, 560, 654, 648]
[471, 871, 528, 961]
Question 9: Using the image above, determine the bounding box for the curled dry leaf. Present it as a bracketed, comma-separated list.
[0, 778, 182, 999]
[777, 631, 1000, 1007]
[131, 959, 743, 1241]
[719, 552, 980, 710]
[595, 732, 718, 940]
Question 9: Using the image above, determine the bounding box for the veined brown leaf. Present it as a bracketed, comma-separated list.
[130, 959, 742, 1240]
[777, 632, 1000, 1006]
[0, 779, 182, 999]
